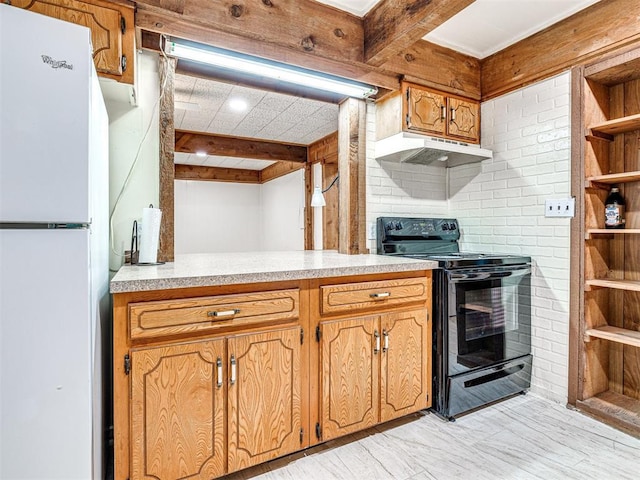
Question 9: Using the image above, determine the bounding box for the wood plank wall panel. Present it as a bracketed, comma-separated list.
[134, 3, 399, 91]
[363, 0, 473, 67]
[609, 84, 625, 394]
[259, 161, 305, 183]
[623, 79, 640, 400]
[481, 0, 640, 100]
[159, 56, 176, 263]
[308, 132, 339, 251]
[338, 99, 367, 254]
[569, 66, 585, 405]
[388, 40, 481, 100]
[322, 162, 339, 250]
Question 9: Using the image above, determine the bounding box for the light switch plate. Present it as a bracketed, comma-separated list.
[368, 223, 376, 240]
[545, 198, 575, 217]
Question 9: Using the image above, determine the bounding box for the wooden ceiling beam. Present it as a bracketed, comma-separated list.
[175, 164, 261, 183]
[481, 0, 640, 100]
[259, 161, 305, 183]
[363, 0, 474, 67]
[175, 130, 308, 163]
[135, 2, 399, 91]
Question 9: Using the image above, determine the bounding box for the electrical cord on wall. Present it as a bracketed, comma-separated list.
[108, 35, 170, 272]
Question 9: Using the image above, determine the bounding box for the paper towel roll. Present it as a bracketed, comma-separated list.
[138, 207, 162, 264]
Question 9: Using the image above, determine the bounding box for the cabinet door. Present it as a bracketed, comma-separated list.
[227, 327, 302, 472]
[447, 97, 480, 143]
[130, 340, 226, 480]
[13, 0, 124, 76]
[406, 86, 446, 136]
[320, 315, 380, 441]
[380, 309, 431, 423]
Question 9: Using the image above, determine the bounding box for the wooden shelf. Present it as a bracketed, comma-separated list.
[586, 279, 640, 292]
[589, 113, 640, 135]
[586, 171, 640, 186]
[586, 326, 640, 348]
[586, 229, 640, 238]
[576, 391, 640, 437]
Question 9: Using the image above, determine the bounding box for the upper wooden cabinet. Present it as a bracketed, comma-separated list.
[11, 0, 135, 84]
[405, 83, 480, 144]
[376, 82, 480, 144]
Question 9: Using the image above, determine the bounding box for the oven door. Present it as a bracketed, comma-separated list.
[446, 265, 531, 376]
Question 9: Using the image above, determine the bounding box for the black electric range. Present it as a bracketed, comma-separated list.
[377, 217, 533, 419]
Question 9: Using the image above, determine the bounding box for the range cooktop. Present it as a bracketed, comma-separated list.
[377, 217, 531, 269]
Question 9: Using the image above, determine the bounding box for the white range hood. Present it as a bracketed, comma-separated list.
[375, 132, 492, 168]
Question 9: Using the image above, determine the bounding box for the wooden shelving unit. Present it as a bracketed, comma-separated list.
[589, 113, 640, 135]
[570, 48, 640, 437]
[586, 326, 640, 348]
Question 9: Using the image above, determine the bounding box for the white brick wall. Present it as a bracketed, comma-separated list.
[366, 103, 448, 251]
[449, 72, 572, 403]
[367, 72, 572, 404]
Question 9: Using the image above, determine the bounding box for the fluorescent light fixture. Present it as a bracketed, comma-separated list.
[195, 151, 207, 157]
[311, 186, 326, 207]
[166, 40, 378, 99]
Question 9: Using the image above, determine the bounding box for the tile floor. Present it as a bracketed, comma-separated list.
[222, 394, 640, 480]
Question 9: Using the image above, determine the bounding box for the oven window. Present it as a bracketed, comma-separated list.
[462, 282, 518, 341]
[452, 272, 530, 370]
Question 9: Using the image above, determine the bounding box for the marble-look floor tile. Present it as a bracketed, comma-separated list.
[221, 394, 640, 480]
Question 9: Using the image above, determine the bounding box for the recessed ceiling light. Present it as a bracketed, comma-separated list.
[228, 98, 248, 112]
[196, 151, 207, 157]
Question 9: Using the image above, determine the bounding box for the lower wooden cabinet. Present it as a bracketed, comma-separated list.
[128, 326, 301, 480]
[130, 340, 226, 480]
[114, 273, 431, 479]
[320, 315, 380, 440]
[380, 309, 431, 423]
[227, 328, 302, 471]
[319, 308, 430, 441]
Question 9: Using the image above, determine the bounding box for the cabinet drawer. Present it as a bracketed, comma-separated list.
[321, 278, 428, 315]
[130, 289, 299, 340]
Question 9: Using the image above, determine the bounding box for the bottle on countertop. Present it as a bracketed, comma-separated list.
[604, 186, 625, 229]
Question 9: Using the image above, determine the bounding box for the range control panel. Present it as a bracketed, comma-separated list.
[377, 217, 459, 238]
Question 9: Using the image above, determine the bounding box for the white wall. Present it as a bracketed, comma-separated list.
[102, 51, 160, 273]
[261, 169, 305, 251]
[175, 170, 305, 254]
[367, 73, 572, 404]
[175, 180, 262, 253]
[366, 102, 448, 252]
[449, 72, 572, 403]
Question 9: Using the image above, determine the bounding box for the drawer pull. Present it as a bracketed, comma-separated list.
[207, 308, 240, 318]
[369, 292, 390, 299]
[383, 330, 389, 353]
[374, 330, 380, 354]
[216, 357, 223, 388]
[440, 105, 446, 121]
[230, 355, 237, 385]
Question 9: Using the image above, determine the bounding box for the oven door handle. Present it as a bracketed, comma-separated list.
[448, 266, 530, 283]
[463, 362, 525, 388]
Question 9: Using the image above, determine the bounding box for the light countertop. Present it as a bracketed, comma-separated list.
[110, 251, 437, 293]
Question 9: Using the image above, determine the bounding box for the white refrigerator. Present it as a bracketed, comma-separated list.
[0, 5, 109, 479]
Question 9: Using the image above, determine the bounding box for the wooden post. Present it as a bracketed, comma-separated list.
[304, 162, 314, 250]
[338, 98, 367, 254]
[158, 55, 175, 262]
